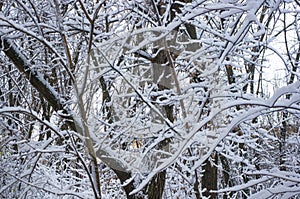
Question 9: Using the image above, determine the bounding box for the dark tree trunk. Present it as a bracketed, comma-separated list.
[202, 153, 218, 199]
[146, 171, 167, 199]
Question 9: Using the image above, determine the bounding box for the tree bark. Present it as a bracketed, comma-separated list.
[202, 153, 218, 199]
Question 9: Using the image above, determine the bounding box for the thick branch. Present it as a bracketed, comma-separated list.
[0, 36, 130, 186]
[1, 38, 64, 111]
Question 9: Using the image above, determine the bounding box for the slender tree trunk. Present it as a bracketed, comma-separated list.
[146, 171, 167, 199]
[202, 153, 218, 199]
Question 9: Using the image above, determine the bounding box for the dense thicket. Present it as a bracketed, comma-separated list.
[1, 0, 300, 198]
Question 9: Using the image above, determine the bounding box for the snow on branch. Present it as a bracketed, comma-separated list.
[0, 38, 65, 111]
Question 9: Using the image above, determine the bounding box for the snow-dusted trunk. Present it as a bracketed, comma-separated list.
[142, 44, 174, 199]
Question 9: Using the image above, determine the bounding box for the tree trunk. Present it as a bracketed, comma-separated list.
[202, 153, 218, 199]
[146, 171, 167, 199]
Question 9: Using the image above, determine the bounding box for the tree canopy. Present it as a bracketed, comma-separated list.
[1, 0, 300, 198]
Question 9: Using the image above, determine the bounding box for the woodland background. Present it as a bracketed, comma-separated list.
[0, 0, 300, 198]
